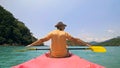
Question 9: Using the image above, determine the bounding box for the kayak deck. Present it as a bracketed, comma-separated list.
[12, 53, 105, 68]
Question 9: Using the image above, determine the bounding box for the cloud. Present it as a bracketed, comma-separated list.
[77, 33, 112, 42]
[107, 29, 115, 33]
[80, 35, 111, 42]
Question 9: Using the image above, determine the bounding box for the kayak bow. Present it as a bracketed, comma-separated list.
[12, 53, 105, 68]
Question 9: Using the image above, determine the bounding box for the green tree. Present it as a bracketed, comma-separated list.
[0, 5, 37, 45]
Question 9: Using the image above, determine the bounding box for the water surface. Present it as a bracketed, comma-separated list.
[0, 46, 120, 68]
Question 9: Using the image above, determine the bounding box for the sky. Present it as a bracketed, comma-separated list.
[0, 0, 120, 45]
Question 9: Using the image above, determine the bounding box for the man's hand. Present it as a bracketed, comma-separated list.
[26, 45, 32, 47]
[86, 44, 91, 47]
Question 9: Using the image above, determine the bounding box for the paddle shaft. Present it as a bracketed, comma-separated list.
[27, 46, 106, 52]
[33, 48, 90, 50]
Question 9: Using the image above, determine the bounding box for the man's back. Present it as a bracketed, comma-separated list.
[49, 30, 70, 57]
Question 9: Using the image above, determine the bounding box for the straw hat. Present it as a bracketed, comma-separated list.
[55, 22, 67, 27]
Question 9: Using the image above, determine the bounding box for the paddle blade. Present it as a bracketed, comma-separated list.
[28, 48, 37, 50]
[15, 49, 28, 52]
[15, 48, 36, 52]
[90, 46, 107, 53]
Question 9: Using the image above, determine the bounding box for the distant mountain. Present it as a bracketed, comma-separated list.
[67, 36, 120, 46]
[95, 36, 120, 46]
[0, 5, 37, 45]
[89, 41, 98, 45]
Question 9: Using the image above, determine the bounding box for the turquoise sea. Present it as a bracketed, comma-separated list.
[0, 46, 120, 68]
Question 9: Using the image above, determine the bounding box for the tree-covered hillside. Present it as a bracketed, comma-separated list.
[67, 36, 120, 46]
[97, 36, 120, 46]
[0, 5, 37, 45]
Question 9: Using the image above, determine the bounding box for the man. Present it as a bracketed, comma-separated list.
[27, 22, 91, 58]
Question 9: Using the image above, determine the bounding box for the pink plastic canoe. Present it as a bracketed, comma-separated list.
[12, 53, 105, 68]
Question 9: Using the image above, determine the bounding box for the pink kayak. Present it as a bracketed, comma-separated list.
[12, 53, 105, 68]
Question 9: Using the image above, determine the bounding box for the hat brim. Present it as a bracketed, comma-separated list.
[55, 24, 66, 27]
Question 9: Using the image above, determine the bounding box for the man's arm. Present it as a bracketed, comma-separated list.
[26, 33, 52, 47]
[66, 33, 91, 46]
[74, 38, 91, 46]
[27, 39, 44, 47]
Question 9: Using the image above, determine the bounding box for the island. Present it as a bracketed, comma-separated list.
[0, 5, 38, 46]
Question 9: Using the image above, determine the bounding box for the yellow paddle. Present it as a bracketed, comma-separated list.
[17, 46, 106, 53]
[89, 46, 106, 52]
[16, 45, 106, 53]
